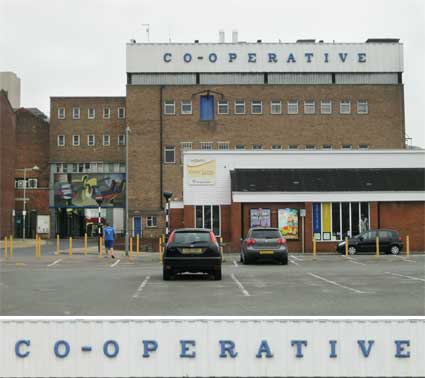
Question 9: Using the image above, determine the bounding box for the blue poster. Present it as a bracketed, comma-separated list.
[313, 203, 321, 234]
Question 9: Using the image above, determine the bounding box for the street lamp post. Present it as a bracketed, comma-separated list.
[163, 191, 173, 241]
[19, 165, 40, 240]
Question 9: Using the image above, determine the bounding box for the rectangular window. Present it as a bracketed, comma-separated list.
[180, 142, 192, 163]
[103, 135, 110, 146]
[163, 100, 175, 115]
[235, 144, 245, 150]
[342, 144, 352, 149]
[340, 101, 351, 114]
[57, 135, 65, 146]
[195, 205, 220, 236]
[306, 144, 316, 149]
[87, 135, 95, 146]
[252, 144, 262, 150]
[118, 107, 126, 119]
[181, 101, 192, 115]
[359, 144, 369, 149]
[320, 100, 332, 114]
[270, 101, 282, 114]
[72, 107, 80, 119]
[322, 144, 333, 149]
[288, 144, 299, 150]
[88, 108, 96, 119]
[15, 178, 38, 189]
[217, 100, 229, 114]
[146, 216, 157, 228]
[234, 100, 245, 114]
[287, 100, 299, 114]
[200, 142, 213, 150]
[164, 145, 175, 163]
[272, 144, 282, 150]
[200, 95, 214, 121]
[218, 142, 229, 150]
[357, 100, 368, 114]
[251, 100, 263, 114]
[72, 135, 80, 146]
[118, 135, 125, 146]
[103, 107, 111, 119]
[72, 163, 78, 173]
[304, 100, 315, 114]
[58, 107, 65, 119]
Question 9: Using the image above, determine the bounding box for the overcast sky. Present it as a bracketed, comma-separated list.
[0, 0, 424, 146]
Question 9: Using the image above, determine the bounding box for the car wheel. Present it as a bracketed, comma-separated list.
[243, 255, 250, 265]
[390, 245, 400, 255]
[240, 253, 243, 263]
[214, 268, 222, 281]
[348, 246, 357, 255]
[163, 267, 171, 281]
[281, 255, 288, 265]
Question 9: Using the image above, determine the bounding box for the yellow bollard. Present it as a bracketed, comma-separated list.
[3, 236, 8, 258]
[69, 237, 73, 257]
[84, 233, 88, 256]
[313, 238, 317, 260]
[35, 235, 38, 257]
[130, 237, 133, 259]
[99, 237, 103, 257]
[38, 235, 42, 257]
[9, 236, 13, 258]
[345, 237, 349, 257]
[406, 235, 410, 257]
[376, 236, 380, 257]
[219, 237, 224, 257]
[56, 234, 60, 256]
[136, 234, 140, 256]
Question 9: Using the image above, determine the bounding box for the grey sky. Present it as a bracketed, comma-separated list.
[0, 0, 424, 146]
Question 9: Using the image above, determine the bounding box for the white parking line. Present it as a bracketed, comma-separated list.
[343, 256, 367, 266]
[110, 259, 121, 268]
[290, 255, 304, 261]
[308, 273, 369, 294]
[231, 274, 250, 296]
[132, 276, 151, 298]
[233, 260, 239, 267]
[47, 259, 62, 267]
[289, 259, 299, 266]
[395, 256, 416, 263]
[385, 272, 425, 282]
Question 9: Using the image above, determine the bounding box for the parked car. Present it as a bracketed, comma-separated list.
[240, 227, 288, 265]
[336, 229, 403, 255]
[162, 228, 222, 280]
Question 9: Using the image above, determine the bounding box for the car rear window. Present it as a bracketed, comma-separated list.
[174, 232, 211, 244]
[250, 229, 282, 239]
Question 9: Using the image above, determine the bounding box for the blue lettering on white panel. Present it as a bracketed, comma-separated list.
[228, 53, 237, 63]
[395, 340, 410, 358]
[329, 340, 337, 358]
[305, 53, 314, 63]
[357, 340, 375, 357]
[248, 53, 257, 63]
[268, 53, 278, 63]
[286, 53, 296, 63]
[183, 53, 192, 63]
[209, 53, 218, 63]
[163, 53, 172, 63]
[143, 340, 158, 358]
[219, 340, 238, 358]
[338, 53, 348, 63]
[256, 340, 274, 358]
[324, 53, 329, 63]
[180, 340, 196, 358]
[15, 340, 30, 358]
[291, 340, 308, 358]
[54, 340, 70, 358]
[358, 53, 367, 63]
[103, 340, 119, 358]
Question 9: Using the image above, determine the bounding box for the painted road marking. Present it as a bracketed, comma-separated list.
[132, 276, 151, 298]
[47, 259, 63, 267]
[233, 260, 239, 267]
[395, 256, 416, 263]
[110, 259, 121, 268]
[343, 256, 367, 266]
[308, 273, 369, 294]
[290, 255, 304, 261]
[231, 274, 250, 297]
[385, 272, 425, 282]
[289, 259, 299, 266]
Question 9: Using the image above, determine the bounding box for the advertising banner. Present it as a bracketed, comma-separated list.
[250, 208, 271, 227]
[313, 202, 322, 240]
[187, 159, 216, 185]
[54, 173, 126, 208]
[278, 208, 299, 239]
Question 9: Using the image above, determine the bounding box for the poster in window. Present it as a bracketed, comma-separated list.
[250, 208, 271, 228]
[278, 208, 299, 239]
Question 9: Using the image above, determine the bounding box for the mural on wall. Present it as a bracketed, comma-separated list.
[278, 208, 299, 240]
[54, 174, 126, 208]
[250, 208, 271, 228]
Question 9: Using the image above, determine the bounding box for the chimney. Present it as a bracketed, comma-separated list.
[219, 30, 225, 43]
[232, 30, 238, 43]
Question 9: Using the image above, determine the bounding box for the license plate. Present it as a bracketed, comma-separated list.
[259, 250, 274, 255]
[182, 248, 203, 254]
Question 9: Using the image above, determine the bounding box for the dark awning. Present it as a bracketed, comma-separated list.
[230, 168, 425, 192]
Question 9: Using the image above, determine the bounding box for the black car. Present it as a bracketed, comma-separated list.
[163, 228, 222, 280]
[336, 229, 403, 255]
[240, 227, 288, 265]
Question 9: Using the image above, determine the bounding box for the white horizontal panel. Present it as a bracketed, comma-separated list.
[131, 73, 196, 85]
[199, 73, 264, 84]
[335, 73, 398, 84]
[269, 73, 332, 84]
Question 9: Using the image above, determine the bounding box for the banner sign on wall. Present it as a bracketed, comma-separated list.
[187, 159, 216, 185]
[250, 208, 271, 227]
[313, 202, 322, 240]
[278, 208, 299, 239]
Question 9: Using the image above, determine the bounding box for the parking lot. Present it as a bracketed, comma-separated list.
[1, 242, 424, 316]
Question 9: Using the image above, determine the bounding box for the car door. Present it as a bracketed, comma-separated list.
[359, 230, 377, 252]
[378, 230, 391, 252]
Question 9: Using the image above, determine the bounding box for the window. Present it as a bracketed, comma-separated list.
[271, 101, 282, 114]
[88, 108, 96, 119]
[340, 101, 351, 114]
[195, 205, 220, 236]
[87, 135, 95, 146]
[287, 100, 299, 114]
[252, 144, 262, 150]
[103, 107, 111, 119]
[164, 145, 175, 163]
[200, 142, 213, 150]
[320, 100, 332, 114]
[72, 135, 80, 146]
[181, 101, 192, 115]
[342, 144, 352, 149]
[15, 178, 38, 189]
[251, 100, 262, 114]
[322, 144, 333, 149]
[234, 100, 245, 114]
[272, 144, 282, 150]
[57, 135, 65, 146]
[103, 135, 110, 146]
[217, 100, 229, 114]
[163, 100, 175, 115]
[72, 107, 80, 119]
[359, 144, 369, 149]
[235, 144, 245, 150]
[306, 144, 316, 149]
[200, 95, 214, 121]
[118, 107, 126, 119]
[72, 163, 78, 173]
[357, 100, 368, 114]
[288, 144, 299, 150]
[180, 142, 192, 163]
[118, 135, 126, 146]
[146, 216, 157, 228]
[304, 100, 315, 114]
[58, 107, 65, 119]
[218, 142, 229, 150]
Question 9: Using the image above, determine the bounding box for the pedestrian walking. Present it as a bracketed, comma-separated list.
[103, 223, 116, 258]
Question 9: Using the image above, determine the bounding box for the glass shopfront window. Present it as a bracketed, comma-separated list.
[195, 205, 220, 236]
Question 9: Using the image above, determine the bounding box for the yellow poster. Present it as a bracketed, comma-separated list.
[322, 202, 331, 236]
[187, 159, 216, 185]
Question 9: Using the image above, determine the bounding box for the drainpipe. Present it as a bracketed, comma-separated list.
[160, 86, 164, 209]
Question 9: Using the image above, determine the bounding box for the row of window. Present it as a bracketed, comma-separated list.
[54, 162, 125, 174]
[57, 107, 126, 120]
[163, 99, 369, 116]
[57, 134, 126, 147]
[15, 178, 38, 189]
[164, 143, 370, 163]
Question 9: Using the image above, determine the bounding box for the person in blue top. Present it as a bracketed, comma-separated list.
[103, 223, 116, 258]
